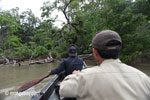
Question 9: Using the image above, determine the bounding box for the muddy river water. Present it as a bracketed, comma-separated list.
[0, 60, 150, 100]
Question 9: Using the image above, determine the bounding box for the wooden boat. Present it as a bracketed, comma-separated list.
[31, 72, 65, 100]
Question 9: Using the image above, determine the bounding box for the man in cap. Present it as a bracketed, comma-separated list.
[49, 46, 84, 76]
[59, 30, 150, 100]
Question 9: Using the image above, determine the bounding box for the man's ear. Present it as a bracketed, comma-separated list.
[93, 48, 104, 64]
[93, 48, 98, 58]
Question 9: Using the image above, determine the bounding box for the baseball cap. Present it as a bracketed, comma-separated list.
[69, 46, 77, 56]
[91, 30, 122, 50]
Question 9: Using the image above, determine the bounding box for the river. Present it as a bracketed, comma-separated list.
[0, 60, 150, 100]
[0, 62, 59, 100]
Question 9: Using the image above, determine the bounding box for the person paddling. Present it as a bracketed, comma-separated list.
[18, 45, 84, 92]
[48, 45, 84, 76]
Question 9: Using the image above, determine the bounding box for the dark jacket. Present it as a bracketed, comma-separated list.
[50, 56, 83, 76]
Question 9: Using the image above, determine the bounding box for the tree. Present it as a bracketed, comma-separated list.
[0, 9, 20, 50]
[0, 0, 150, 62]
[41, 0, 150, 61]
[18, 9, 40, 43]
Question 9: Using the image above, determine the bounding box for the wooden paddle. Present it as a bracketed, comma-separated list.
[18, 72, 50, 92]
[18, 61, 87, 92]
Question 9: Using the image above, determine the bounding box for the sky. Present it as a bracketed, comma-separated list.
[0, 0, 66, 27]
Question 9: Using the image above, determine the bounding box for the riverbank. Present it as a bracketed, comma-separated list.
[0, 54, 63, 66]
[0, 53, 150, 67]
[0, 53, 93, 66]
[127, 54, 150, 65]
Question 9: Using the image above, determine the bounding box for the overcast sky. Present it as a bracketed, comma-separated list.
[0, 0, 66, 27]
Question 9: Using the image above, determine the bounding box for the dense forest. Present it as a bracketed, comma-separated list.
[0, 0, 150, 63]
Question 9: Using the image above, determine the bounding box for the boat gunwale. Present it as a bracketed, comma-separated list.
[32, 73, 64, 100]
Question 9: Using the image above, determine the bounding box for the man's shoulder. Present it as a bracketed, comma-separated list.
[120, 63, 147, 75]
[65, 66, 98, 79]
[80, 66, 99, 75]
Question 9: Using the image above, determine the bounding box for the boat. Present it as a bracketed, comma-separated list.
[31, 64, 87, 100]
[31, 72, 65, 100]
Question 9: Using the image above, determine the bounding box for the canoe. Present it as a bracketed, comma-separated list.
[31, 72, 65, 100]
[32, 62, 87, 100]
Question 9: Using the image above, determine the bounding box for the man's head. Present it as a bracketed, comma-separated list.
[91, 30, 122, 61]
[69, 46, 77, 57]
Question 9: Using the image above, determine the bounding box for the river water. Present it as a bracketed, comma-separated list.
[0, 60, 150, 100]
[0, 62, 59, 100]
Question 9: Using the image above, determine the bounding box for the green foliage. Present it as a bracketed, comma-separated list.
[51, 50, 58, 59]
[15, 45, 32, 59]
[0, 10, 20, 35]
[41, 0, 150, 62]
[133, 0, 150, 20]
[0, 0, 150, 62]
[33, 46, 49, 57]
[18, 9, 40, 43]
[51, 40, 69, 58]
[0, 9, 21, 50]
[43, 38, 53, 50]
[9, 35, 22, 47]
[0, 48, 3, 57]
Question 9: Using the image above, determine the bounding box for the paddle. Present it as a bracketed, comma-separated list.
[18, 72, 50, 92]
[18, 61, 87, 92]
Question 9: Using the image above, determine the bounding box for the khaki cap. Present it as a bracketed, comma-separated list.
[91, 30, 122, 50]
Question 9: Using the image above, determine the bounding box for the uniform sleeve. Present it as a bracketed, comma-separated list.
[143, 74, 150, 90]
[139, 73, 150, 99]
[50, 60, 65, 75]
[59, 74, 85, 98]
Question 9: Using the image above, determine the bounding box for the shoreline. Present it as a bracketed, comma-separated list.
[0, 54, 150, 66]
